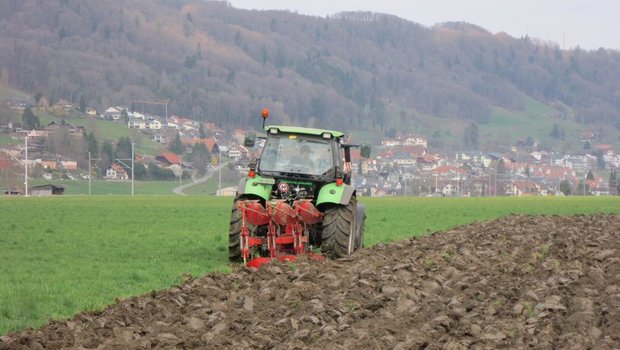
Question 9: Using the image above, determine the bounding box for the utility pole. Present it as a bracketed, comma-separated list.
[115, 154, 135, 196]
[131, 143, 135, 196]
[218, 148, 222, 195]
[24, 136, 28, 196]
[179, 155, 182, 187]
[88, 152, 101, 195]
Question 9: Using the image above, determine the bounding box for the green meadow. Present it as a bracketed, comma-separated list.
[1, 195, 620, 335]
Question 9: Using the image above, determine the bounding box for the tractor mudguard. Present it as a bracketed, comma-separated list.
[316, 183, 355, 206]
[236, 175, 275, 201]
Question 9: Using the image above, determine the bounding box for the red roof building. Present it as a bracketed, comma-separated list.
[156, 153, 180, 165]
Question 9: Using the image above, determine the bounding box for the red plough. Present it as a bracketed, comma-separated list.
[237, 200, 325, 268]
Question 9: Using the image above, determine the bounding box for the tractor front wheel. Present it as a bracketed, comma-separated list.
[321, 197, 357, 258]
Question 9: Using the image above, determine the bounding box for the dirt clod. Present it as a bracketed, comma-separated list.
[2, 214, 620, 349]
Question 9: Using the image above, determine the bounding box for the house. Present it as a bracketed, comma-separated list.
[128, 119, 147, 129]
[595, 144, 614, 156]
[381, 138, 401, 147]
[156, 153, 180, 166]
[403, 136, 427, 148]
[27, 130, 48, 139]
[30, 184, 65, 196]
[153, 134, 167, 144]
[232, 129, 246, 144]
[416, 154, 440, 171]
[128, 111, 146, 120]
[216, 186, 238, 196]
[148, 120, 163, 130]
[86, 107, 97, 118]
[181, 138, 217, 153]
[106, 163, 129, 180]
[41, 160, 58, 170]
[61, 160, 78, 171]
[227, 145, 248, 160]
[580, 131, 595, 142]
[512, 181, 540, 196]
[103, 107, 122, 120]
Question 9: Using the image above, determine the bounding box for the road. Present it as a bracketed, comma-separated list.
[172, 162, 228, 196]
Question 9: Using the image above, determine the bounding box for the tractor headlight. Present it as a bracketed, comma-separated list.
[322, 132, 332, 139]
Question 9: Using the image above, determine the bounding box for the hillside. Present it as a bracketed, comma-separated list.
[1, 0, 619, 150]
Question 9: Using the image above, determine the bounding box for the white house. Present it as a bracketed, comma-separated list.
[104, 107, 122, 120]
[404, 136, 427, 148]
[128, 119, 147, 129]
[148, 120, 163, 130]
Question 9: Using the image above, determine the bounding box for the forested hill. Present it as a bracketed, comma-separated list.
[1, 0, 619, 142]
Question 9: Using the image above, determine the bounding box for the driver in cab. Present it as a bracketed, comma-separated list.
[290, 144, 314, 168]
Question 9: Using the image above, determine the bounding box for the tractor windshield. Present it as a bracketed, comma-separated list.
[259, 135, 334, 176]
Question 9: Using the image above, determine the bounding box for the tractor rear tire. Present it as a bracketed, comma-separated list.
[321, 197, 357, 258]
[354, 203, 366, 249]
[228, 196, 254, 262]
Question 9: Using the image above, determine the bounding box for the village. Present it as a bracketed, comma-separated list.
[1, 100, 619, 196]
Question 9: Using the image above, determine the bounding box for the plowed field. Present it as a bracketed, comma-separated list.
[2, 214, 619, 349]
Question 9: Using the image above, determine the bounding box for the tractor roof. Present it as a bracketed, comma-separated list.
[265, 125, 344, 138]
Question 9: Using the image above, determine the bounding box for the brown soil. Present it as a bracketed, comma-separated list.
[2, 214, 619, 349]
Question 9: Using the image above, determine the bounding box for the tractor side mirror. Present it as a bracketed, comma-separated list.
[244, 132, 256, 147]
[360, 144, 372, 159]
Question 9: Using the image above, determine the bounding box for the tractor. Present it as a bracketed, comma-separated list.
[229, 109, 370, 267]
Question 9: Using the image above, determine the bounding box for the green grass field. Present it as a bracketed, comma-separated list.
[1, 196, 620, 335]
[28, 179, 183, 195]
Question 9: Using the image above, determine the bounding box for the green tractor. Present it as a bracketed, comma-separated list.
[229, 110, 370, 267]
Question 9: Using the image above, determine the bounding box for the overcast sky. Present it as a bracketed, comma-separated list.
[229, 0, 619, 50]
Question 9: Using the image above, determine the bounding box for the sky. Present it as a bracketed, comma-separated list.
[229, 0, 619, 51]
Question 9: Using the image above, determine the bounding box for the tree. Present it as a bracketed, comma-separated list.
[593, 150, 605, 170]
[549, 124, 564, 139]
[169, 132, 184, 155]
[79, 95, 86, 113]
[463, 122, 479, 150]
[193, 142, 210, 177]
[133, 163, 148, 180]
[84, 131, 98, 158]
[199, 123, 206, 139]
[497, 159, 506, 174]
[609, 169, 618, 195]
[560, 180, 571, 195]
[22, 107, 40, 130]
[586, 170, 594, 180]
[101, 140, 114, 173]
[115, 136, 132, 160]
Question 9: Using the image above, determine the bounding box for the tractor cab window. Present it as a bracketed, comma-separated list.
[259, 135, 334, 176]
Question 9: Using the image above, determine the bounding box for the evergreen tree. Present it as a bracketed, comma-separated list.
[463, 122, 479, 150]
[115, 136, 132, 159]
[101, 140, 114, 172]
[133, 163, 148, 180]
[560, 180, 571, 195]
[79, 95, 86, 113]
[497, 159, 506, 174]
[609, 169, 618, 195]
[199, 123, 206, 139]
[22, 107, 40, 130]
[193, 142, 210, 177]
[84, 131, 98, 158]
[169, 133, 184, 155]
[586, 170, 594, 180]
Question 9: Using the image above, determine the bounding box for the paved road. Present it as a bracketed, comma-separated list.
[172, 162, 228, 196]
